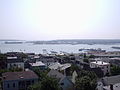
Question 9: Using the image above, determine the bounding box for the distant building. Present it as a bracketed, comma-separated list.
[48, 62, 71, 71]
[47, 70, 74, 90]
[2, 71, 38, 90]
[90, 61, 110, 75]
[29, 61, 46, 69]
[39, 56, 58, 66]
[88, 51, 120, 58]
[7, 57, 24, 70]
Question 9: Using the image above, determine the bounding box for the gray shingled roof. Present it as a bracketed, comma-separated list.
[7, 59, 23, 63]
[47, 69, 65, 82]
[2, 71, 38, 81]
[102, 75, 120, 86]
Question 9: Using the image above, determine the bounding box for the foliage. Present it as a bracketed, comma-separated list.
[0, 54, 7, 60]
[32, 67, 50, 80]
[9, 67, 23, 72]
[29, 76, 60, 90]
[28, 82, 41, 90]
[75, 70, 97, 90]
[83, 53, 90, 63]
[83, 53, 87, 58]
[75, 76, 91, 90]
[89, 55, 95, 58]
[66, 64, 80, 76]
[78, 70, 97, 80]
[83, 58, 89, 63]
[40, 76, 60, 90]
[110, 64, 120, 76]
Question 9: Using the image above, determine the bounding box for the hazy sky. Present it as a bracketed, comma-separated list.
[0, 0, 120, 40]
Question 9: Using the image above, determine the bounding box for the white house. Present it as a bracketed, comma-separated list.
[7, 57, 24, 70]
[48, 62, 71, 70]
[29, 61, 46, 69]
[90, 61, 110, 75]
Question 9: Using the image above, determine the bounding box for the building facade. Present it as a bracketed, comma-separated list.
[2, 71, 38, 90]
[90, 61, 110, 75]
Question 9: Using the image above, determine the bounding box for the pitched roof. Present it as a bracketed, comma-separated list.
[7, 57, 23, 63]
[7, 59, 23, 63]
[102, 75, 120, 86]
[47, 69, 65, 81]
[47, 70, 74, 85]
[103, 83, 120, 90]
[48, 62, 71, 70]
[2, 71, 38, 81]
[48, 62, 62, 70]
[30, 61, 45, 67]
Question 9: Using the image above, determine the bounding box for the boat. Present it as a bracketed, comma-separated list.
[50, 51, 58, 54]
[4, 41, 23, 44]
[111, 46, 120, 49]
[79, 48, 106, 52]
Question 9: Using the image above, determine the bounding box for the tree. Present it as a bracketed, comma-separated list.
[83, 58, 89, 63]
[111, 65, 120, 76]
[0, 54, 7, 60]
[75, 76, 91, 90]
[75, 70, 97, 90]
[29, 76, 60, 90]
[32, 67, 50, 80]
[28, 82, 41, 90]
[89, 55, 95, 58]
[40, 77, 60, 90]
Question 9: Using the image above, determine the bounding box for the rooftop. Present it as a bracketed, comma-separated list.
[47, 69, 65, 82]
[30, 61, 45, 67]
[48, 62, 71, 70]
[102, 75, 120, 86]
[104, 83, 120, 90]
[7, 56, 17, 59]
[2, 71, 38, 81]
[91, 61, 109, 65]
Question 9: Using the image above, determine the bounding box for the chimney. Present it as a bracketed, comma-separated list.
[64, 69, 66, 76]
[96, 60, 97, 63]
[3, 76, 6, 79]
[102, 61, 103, 64]
[110, 84, 113, 90]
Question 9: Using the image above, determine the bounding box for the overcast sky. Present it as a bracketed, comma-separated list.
[0, 0, 120, 40]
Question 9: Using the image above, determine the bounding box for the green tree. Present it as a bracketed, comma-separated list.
[0, 54, 7, 60]
[28, 82, 41, 90]
[29, 76, 60, 90]
[111, 65, 120, 76]
[76, 70, 97, 90]
[89, 55, 95, 58]
[75, 76, 91, 90]
[83, 58, 89, 63]
[32, 67, 50, 80]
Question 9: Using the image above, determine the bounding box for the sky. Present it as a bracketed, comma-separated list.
[0, 0, 120, 40]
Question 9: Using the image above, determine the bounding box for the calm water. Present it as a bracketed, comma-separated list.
[0, 42, 120, 54]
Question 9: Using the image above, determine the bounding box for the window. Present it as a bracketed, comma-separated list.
[32, 80, 34, 84]
[7, 84, 9, 88]
[13, 83, 15, 87]
[14, 64, 16, 66]
[61, 83, 64, 85]
[101, 67, 104, 69]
